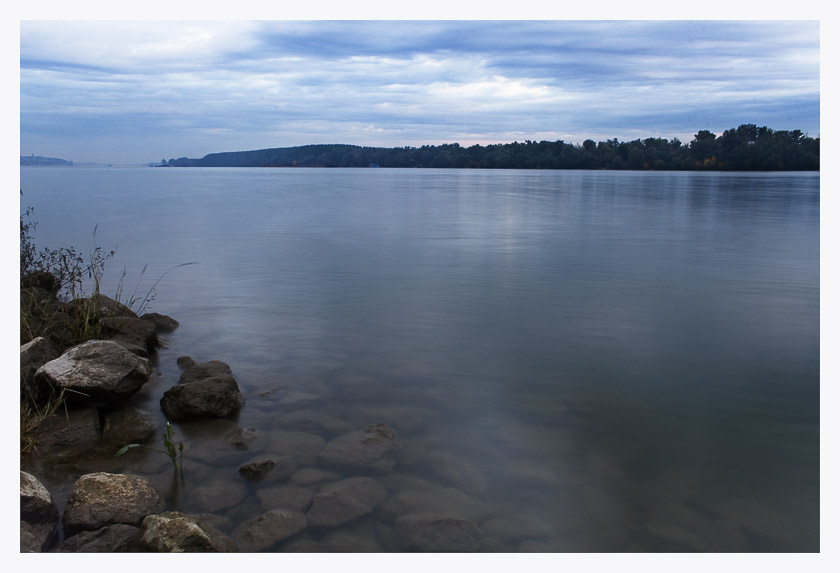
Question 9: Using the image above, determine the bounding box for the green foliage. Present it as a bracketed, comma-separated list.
[115, 421, 184, 474]
[163, 125, 819, 171]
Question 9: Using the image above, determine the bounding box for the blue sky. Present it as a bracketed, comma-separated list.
[18, 17, 821, 165]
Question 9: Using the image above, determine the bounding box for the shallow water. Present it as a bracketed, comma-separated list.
[21, 167, 819, 551]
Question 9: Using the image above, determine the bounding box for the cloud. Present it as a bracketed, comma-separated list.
[19, 20, 820, 164]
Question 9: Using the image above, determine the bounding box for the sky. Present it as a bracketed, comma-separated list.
[17, 15, 822, 165]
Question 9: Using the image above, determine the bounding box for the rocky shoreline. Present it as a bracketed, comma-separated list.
[20, 280, 490, 553]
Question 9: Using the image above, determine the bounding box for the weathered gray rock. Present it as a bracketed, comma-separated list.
[69, 293, 137, 320]
[160, 376, 245, 420]
[318, 423, 401, 474]
[232, 509, 307, 552]
[178, 360, 234, 385]
[20, 471, 59, 552]
[256, 485, 315, 513]
[53, 524, 139, 552]
[140, 312, 180, 332]
[129, 512, 237, 552]
[35, 340, 153, 405]
[20, 337, 60, 392]
[306, 477, 387, 528]
[62, 472, 165, 534]
[394, 514, 484, 552]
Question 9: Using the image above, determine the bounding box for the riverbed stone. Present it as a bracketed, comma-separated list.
[306, 477, 388, 528]
[129, 511, 237, 552]
[256, 485, 315, 513]
[318, 423, 401, 474]
[232, 509, 308, 552]
[225, 426, 260, 449]
[394, 514, 484, 552]
[238, 454, 297, 480]
[35, 340, 153, 406]
[289, 467, 341, 486]
[20, 471, 59, 552]
[189, 479, 248, 513]
[35, 407, 101, 451]
[424, 451, 488, 495]
[100, 406, 157, 448]
[266, 430, 326, 466]
[62, 472, 165, 534]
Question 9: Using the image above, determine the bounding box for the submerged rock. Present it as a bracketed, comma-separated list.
[318, 423, 401, 474]
[306, 477, 388, 528]
[232, 509, 307, 552]
[394, 514, 484, 552]
[53, 524, 139, 552]
[161, 376, 245, 420]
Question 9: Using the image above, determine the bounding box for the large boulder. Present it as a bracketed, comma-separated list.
[128, 512, 237, 552]
[35, 340, 153, 406]
[62, 472, 165, 535]
[160, 360, 245, 421]
[394, 514, 484, 552]
[20, 471, 59, 552]
[318, 423, 401, 474]
[232, 509, 307, 552]
[306, 477, 387, 529]
[160, 376, 245, 420]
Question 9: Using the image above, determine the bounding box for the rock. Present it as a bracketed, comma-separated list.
[99, 316, 160, 356]
[100, 407, 157, 447]
[62, 472, 165, 535]
[238, 455, 297, 480]
[425, 451, 488, 495]
[189, 479, 248, 513]
[53, 524, 139, 552]
[129, 511, 237, 552]
[256, 485, 315, 513]
[225, 427, 259, 449]
[306, 477, 388, 528]
[35, 407, 101, 450]
[160, 376, 245, 420]
[35, 340, 153, 406]
[140, 312, 179, 332]
[232, 509, 307, 552]
[178, 360, 234, 385]
[394, 514, 484, 552]
[177, 355, 196, 369]
[20, 337, 60, 396]
[20, 471, 59, 551]
[318, 423, 401, 474]
[377, 485, 491, 522]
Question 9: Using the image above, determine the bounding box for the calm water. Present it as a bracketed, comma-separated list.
[20, 167, 820, 552]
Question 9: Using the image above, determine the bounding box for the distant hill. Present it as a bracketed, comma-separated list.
[162, 125, 819, 171]
[21, 155, 73, 166]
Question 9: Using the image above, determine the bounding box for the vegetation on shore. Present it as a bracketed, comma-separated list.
[163, 124, 819, 171]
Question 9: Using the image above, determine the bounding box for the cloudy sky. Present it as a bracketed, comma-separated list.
[19, 17, 821, 165]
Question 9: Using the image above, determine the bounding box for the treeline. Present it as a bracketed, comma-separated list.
[165, 124, 819, 171]
[21, 155, 73, 166]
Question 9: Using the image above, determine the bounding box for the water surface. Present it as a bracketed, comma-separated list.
[20, 167, 820, 551]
